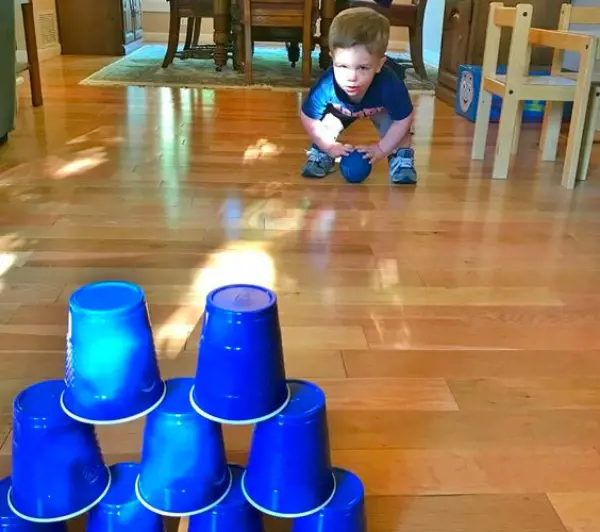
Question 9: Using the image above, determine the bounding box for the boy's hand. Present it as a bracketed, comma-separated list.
[327, 143, 354, 159]
[357, 144, 385, 164]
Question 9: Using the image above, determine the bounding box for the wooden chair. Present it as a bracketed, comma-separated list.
[545, 4, 600, 184]
[238, 0, 317, 86]
[17, 0, 43, 107]
[335, 0, 428, 80]
[470, 2, 596, 189]
[163, 0, 215, 69]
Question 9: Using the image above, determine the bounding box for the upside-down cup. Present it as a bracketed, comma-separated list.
[292, 468, 366, 532]
[190, 284, 290, 425]
[1, 477, 68, 532]
[135, 378, 232, 517]
[87, 463, 165, 532]
[188, 465, 264, 532]
[61, 281, 166, 425]
[8, 380, 111, 523]
[242, 380, 336, 518]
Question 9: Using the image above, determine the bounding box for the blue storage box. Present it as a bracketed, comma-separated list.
[456, 64, 573, 123]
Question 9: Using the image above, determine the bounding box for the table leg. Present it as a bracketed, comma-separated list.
[320, 0, 337, 70]
[21, 1, 43, 107]
[213, 0, 230, 71]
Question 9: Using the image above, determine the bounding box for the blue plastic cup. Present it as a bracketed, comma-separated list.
[190, 284, 290, 425]
[1, 477, 68, 531]
[135, 378, 232, 517]
[242, 380, 336, 518]
[188, 465, 264, 532]
[61, 281, 167, 425]
[8, 380, 111, 523]
[292, 468, 366, 532]
[87, 463, 165, 532]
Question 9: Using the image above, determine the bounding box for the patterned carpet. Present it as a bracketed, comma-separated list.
[81, 44, 438, 92]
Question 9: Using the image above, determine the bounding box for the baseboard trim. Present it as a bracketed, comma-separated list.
[16, 43, 62, 63]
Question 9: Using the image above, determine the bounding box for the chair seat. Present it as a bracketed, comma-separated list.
[348, 0, 417, 26]
[178, 0, 213, 17]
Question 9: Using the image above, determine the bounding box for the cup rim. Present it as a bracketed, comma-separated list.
[69, 281, 146, 316]
[206, 284, 277, 315]
[189, 384, 291, 426]
[241, 469, 337, 519]
[60, 381, 167, 426]
[134, 467, 233, 518]
[6, 466, 112, 523]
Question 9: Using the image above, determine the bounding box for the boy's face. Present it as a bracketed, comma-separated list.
[331, 45, 386, 99]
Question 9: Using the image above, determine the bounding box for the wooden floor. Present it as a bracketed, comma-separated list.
[2, 55, 600, 532]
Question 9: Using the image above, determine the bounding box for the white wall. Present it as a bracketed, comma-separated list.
[563, 0, 600, 71]
[142, 0, 168, 12]
[422, 0, 444, 67]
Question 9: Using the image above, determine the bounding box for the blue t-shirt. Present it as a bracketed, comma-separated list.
[301, 57, 413, 122]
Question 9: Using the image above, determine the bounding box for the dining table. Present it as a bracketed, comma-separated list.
[212, 0, 337, 71]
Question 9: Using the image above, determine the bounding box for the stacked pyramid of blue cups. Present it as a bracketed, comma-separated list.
[1, 281, 366, 531]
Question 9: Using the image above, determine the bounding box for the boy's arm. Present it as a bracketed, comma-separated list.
[377, 112, 413, 155]
[300, 111, 353, 158]
[356, 112, 413, 162]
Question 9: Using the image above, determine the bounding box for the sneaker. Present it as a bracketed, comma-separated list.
[301, 147, 335, 178]
[389, 147, 417, 185]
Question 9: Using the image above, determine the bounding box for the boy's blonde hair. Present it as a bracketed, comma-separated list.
[328, 7, 390, 58]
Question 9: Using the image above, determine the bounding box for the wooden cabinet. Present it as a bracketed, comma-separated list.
[435, 0, 570, 105]
[57, 0, 143, 56]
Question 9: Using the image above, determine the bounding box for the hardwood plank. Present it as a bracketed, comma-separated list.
[330, 447, 600, 495]
[0, 284, 63, 304]
[0, 305, 18, 325]
[448, 378, 600, 410]
[0, 415, 11, 452]
[325, 410, 600, 450]
[363, 320, 600, 350]
[314, 378, 459, 411]
[366, 494, 568, 532]
[548, 493, 600, 532]
[343, 350, 600, 379]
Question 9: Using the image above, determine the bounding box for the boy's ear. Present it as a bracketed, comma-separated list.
[375, 56, 386, 73]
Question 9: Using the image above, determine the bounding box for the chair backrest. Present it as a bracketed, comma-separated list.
[481, 3, 534, 85]
[242, 0, 316, 27]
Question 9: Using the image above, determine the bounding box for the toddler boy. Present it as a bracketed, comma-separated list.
[300, 6, 417, 184]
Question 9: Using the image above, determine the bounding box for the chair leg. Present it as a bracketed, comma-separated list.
[233, 19, 244, 71]
[578, 86, 600, 182]
[287, 42, 300, 67]
[162, 11, 181, 68]
[244, 24, 253, 84]
[562, 89, 592, 189]
[184, 18, 195, 50]
[540, 102, 563, 161]
[193, 17, 202, 46]
[511, 102, 523, 155]
[471, 90, 493, 160]
[408, 25, 428, 81]
[493, 94, 520, 179]
[21, 2, 43, 107]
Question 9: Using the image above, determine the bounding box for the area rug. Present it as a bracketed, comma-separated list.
[80, 44, 438, 92]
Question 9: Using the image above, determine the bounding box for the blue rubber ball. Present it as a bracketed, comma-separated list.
[340, 150, 372, 184]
